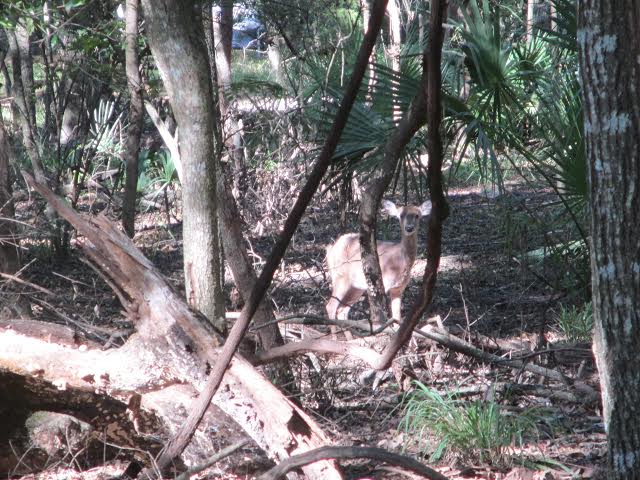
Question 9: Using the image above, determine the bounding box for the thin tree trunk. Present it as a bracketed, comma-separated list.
[215, 171, 286, 351]
[387, 0, 402, 72]
[15, 23, 36, 127]
[578, 1, 640, 478]
[361, 0, 377, 97]
[387, 0, 402, 124]
[358, 84, 427, 323]
[0, 118, 20, 275]
[201, 3, 228, 331]
[122, 0, 144, 238]
[213, 0, 246, 201]
[212, 0, 233, 112]
[525, 0, 535, 43]
[141, 0, 225, 329]
[6, 28, 46, 183]
[41, 0, 57, 141]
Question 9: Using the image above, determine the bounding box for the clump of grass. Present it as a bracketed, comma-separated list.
[400, 383, 539, 466]
[555, 302, 593, 342]
[231, 50, 272, 83]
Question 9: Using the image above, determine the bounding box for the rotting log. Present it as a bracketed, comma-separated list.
[0, 173, 340, 479]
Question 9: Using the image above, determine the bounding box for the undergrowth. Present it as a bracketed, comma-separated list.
[400, 382, 540, 466]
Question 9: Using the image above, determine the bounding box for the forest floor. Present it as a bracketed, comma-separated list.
[7, 181, 605, 480]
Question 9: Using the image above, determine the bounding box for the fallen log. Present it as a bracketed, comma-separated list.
[0, 173, 340, 479]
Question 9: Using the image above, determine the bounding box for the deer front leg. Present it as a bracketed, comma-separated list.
[389, 288, 403, 321]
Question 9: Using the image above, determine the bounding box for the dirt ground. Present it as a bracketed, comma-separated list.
[4, 182, 605, 479]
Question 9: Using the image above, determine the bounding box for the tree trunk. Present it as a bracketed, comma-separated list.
[143, 82, 285, 352]
[122, 0, 144, 238]
[0, 32, 11, 99]
[578, 1, 640, 478]
[0, 119, 20, 275]
[387, 0, 402, 73]
[216, 170, 286, 352]
[6, 28, 46, 183]
[525, 0, 535, 43]
[40, 0, 57, 141]
[361, 0, 377, 97]
[202, 2, 284, 351]
[358, 0, 447, 348]
[141, 0, 225, 329]
[268, 39, 285, 85]
[213, 0, 247, 202]
[213, 0, 233, 109]
[14, 23, 36, 127]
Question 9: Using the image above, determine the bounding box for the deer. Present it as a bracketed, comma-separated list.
[325, 199, 432, 335]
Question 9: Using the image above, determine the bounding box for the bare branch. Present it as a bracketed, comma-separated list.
[257, 445, 449, 480]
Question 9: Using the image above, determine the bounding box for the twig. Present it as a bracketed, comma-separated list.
[0, 272, 54, 295]
[52, 271, 92, 288]
[30, 297, 122, 343]
[175, 439, 250, 480]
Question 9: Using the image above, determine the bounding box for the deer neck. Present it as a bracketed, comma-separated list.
[401, 233, 418, 265]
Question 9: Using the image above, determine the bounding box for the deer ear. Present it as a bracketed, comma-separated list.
[419, 200, 432, 216]
[382, 200, 400, 217]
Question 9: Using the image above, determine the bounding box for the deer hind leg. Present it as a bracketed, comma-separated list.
[326, 296, 341, 339]
[327, 286, 363, 340]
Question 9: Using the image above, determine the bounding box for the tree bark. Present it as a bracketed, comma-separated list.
[122, 0, 144, 238]
[140, 0, 225, 329]
[14, 23, 36, 127]
[40, 0, 57, 141]
[216, 171, 285, 351]
[578, 1, 640, 478]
